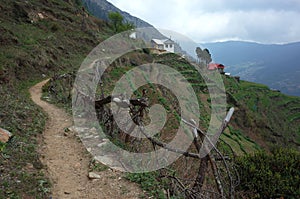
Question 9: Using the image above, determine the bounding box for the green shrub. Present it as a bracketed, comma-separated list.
[0, 142, 6, 152]
[125, 172, 166, 198]
[236, 148, 300, 198]
[142, 48, 151, 54]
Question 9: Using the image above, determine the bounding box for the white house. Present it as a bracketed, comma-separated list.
[129, 31, 136, 39]
[151, 38, 175, 53]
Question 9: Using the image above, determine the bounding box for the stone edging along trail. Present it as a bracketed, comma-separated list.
[29, 79, 144, 199]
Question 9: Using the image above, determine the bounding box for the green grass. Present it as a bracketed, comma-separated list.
[0, 0, 115, 197]
[125, 172, 167, 199]
[224, 75, 300, 150]
[236, 148, 300, 199]
[240, 81, 269, 90]
[0, 80, 50, 198]
[288, 112, 300, 122]
[220, 126, 260, 155]
[90, 160, 109, 172]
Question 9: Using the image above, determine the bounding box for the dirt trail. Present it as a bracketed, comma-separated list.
[29, 79, 144, 199]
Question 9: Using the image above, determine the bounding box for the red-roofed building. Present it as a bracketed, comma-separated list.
[207, 63, 225, 73]
[208, 63, 218, 70]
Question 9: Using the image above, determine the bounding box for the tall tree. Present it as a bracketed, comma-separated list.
[203, 48, 212, 64]
[195, 47, 203, 61]
[108, 11, 123, 32]
[196, 47, 212, 65]
[108, 11, 134, 33]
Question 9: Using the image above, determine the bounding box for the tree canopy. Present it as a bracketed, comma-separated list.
[195, 47, 212, 65]
[108, 11, 135, 33]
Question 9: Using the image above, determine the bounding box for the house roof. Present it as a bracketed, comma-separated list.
[217, 64, 225, 69]
[151, 38, 174, 45]
[208, 63, 225, 70]
[164, 39, 174, 44]
[151, 39, 164, 45]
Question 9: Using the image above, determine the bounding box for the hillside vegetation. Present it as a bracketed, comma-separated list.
[0, 0, 113, 197]
[44, 51, 300, 198]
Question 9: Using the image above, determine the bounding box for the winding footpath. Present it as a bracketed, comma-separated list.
[29, 79, 143, 199]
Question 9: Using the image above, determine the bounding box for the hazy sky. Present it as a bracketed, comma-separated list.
[107, 0, 300, 44]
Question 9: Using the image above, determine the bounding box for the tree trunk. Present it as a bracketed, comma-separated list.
[193, 155, 209, 192]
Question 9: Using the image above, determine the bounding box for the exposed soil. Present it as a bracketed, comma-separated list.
[29, 79, 144, 199]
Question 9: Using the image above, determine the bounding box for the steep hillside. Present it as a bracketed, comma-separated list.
[83, 0, 152, 28]
[202, 41, 300, 96]
[82, 0, 167, 41]
[44, 51, 300, 154]
[224, 77, 300, 150]
[43, 51, 300, 198]
[149, 53, 300, 151]
[0, 0, 113, 83]
[0, 0, 113, 197]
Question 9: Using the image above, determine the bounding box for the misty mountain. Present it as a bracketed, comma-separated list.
[82, 0, 166, 41]
[201, 41, 300, 96]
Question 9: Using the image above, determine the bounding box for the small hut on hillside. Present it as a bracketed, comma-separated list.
[208, 63, 225, 73]
[151, 38, 175, 53]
